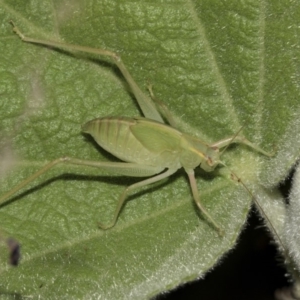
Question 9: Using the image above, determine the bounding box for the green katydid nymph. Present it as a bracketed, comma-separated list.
[0, 22, 273, 236]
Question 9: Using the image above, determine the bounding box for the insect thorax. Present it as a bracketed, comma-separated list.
[180, 135, 220, 172]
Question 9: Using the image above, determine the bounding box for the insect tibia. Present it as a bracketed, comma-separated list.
[233, 136, 275, 157]
[10, 21, 24, 40]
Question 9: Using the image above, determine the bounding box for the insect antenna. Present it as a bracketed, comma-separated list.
[219, 160, 291, 268]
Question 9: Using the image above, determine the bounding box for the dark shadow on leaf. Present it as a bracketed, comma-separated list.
[124, 170, 180, 201]
[0, 170, 182, 211]
[0, 291, 24, 299]
[81, 132, 123, 162]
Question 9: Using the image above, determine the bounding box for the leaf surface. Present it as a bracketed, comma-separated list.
[0, 1, 299, 298]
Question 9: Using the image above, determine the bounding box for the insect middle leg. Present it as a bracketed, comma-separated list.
[186, 169, 224, 236]
[99, 168, 177, 229]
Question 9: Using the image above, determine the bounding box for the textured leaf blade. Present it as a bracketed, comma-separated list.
[0, 1, 299, 299]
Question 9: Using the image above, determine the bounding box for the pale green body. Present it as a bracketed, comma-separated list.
[83, 116, 215, 173]
[84, 117, 180, 170]
[0, 23, 272, 235]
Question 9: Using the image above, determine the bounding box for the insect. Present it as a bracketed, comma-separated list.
[0, 22, 273, 236]
[0, 229, 20, 266]
[6, 238, 21, 266]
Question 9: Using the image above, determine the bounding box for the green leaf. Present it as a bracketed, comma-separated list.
[284, 164, 300, 270]
[0, 1, 299, 298]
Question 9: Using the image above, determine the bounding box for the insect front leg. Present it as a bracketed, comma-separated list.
[211, 135, 274, 157]
[10, 21, 164, 123]
[186, 169, 224, 236]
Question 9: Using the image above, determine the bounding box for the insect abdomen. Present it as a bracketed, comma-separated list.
[82, 117, 163, 165]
